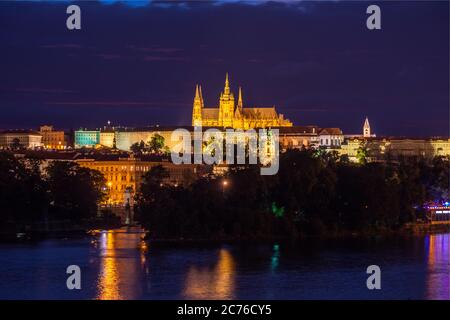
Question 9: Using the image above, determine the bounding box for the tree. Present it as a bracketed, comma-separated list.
[0, 152, 47, 230]
[356, 141, 368, 164]
[10, 138, 23, 151]
[339, 154, 350, 164]
[134, 148, 444, 240]
[130, 140, 146, 154]
[148, 134, 165, 154]
[46, 161, 106, 222]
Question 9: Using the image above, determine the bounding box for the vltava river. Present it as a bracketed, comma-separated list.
[0, 228, 448, 299]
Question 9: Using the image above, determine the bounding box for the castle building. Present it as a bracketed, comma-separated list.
[192, 73, 293, 129]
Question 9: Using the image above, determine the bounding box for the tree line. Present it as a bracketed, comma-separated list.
[0, 151, 107, 236]
[134, 149, 449, 240]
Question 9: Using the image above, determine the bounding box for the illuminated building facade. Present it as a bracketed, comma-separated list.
[115, 127, 183, 152]
[0, 130, 42, 149]
[74, 129, 100, 148]
[76, 156, 201, 205]
[318, 128, 344, 148]
[192, 74, 293, 129]
[39, 125, 66, 149]
[278, 126, 319, 150]
[278, 126, 345, 150]
[99, 130, 115, 148]
[339, 137, 450, 162]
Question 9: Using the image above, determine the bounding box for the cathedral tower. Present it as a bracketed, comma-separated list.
[363, 117, 371, 138]
[219, 73, 235, 127]
[190, 74, 293, 129]
[237, 86, 243, 112]
[192, 84, 204, 126]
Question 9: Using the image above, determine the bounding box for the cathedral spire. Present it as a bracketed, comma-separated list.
[195, 84, 200, 99]
[237, 86, 243, 110]
[199, 85, 204, 104]
[192, 84, 203, 126]
[224, 72, 230, 95]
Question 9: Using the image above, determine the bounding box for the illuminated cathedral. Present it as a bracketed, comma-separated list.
[192, 73, 293, 129]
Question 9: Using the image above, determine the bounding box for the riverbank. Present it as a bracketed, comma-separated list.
[2, 220, 449, 244]
[403, 222, 450, 234]
[142, 222, 450, 245]
[0, 216, 123, 242]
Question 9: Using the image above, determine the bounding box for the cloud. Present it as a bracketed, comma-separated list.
[127, 45, 182, 54]
[15, 88, 78, 94]
[269, 60, 323, 77]
[96, 53, 122, 59]
[41, 44, 83, 49]
[142, 55, 188, 62]
[45, 101, 188, 108]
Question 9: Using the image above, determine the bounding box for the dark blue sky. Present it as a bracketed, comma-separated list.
[0, 0, 448, 136]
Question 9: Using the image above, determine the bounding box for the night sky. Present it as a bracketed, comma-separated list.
[0, 0, 448, 136]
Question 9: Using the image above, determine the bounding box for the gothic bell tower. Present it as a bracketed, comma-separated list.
[192, 84, 204, 126]
[363, 117, 371, 138]
[218, 73, 235, 127]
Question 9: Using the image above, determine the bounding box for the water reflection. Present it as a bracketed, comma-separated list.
[426, 233, 450, 300]
[95, 229, 146, 300]
[183, 248, 236, 299]
[271, 244, 280, 272]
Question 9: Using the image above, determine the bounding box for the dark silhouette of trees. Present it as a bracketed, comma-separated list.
[130, 140, 146, 154]
[0, 148, 448, 240]
[135, 149, 449, 239]
[0, 152, 47, 229]
[46, 161, 107, 222]
[9, 138, 23, 151]
[0, 152, 108, 236]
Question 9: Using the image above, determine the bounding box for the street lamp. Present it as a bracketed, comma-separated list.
[222, 179, 228, 195]
[107, 182, 113, 205]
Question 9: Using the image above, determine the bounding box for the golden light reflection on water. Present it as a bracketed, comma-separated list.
[426, 233, 450, 300]
[95, 229, 146, 300]
[183, 248, 236, 299]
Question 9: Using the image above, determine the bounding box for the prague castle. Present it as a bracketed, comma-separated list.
[192, 73, 293, 129]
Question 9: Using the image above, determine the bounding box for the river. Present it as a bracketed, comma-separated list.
[0, 228, 448, 299]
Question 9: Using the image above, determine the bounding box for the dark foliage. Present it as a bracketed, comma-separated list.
[46, 161, 106, 222]
[0, 152, 106, 231]
[135, 150, 449, 239]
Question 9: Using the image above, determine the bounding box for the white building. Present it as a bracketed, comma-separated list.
[0, 131, 42, 149]
[318, 128, 344, 148]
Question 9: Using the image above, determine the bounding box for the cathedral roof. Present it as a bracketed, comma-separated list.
[241, 107, 278, 119]
[202, 108, 220, 119]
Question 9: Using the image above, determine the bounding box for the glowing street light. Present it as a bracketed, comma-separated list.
[222, 179, 228, 195]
